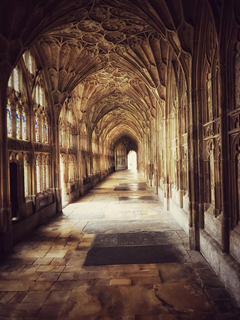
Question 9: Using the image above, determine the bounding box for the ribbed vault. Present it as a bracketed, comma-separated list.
[23, 0, 197, 148]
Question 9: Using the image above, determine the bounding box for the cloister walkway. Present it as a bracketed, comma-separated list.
[0, 170, 239, 319]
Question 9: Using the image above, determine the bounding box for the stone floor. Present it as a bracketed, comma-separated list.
[0, 170, 240, 320]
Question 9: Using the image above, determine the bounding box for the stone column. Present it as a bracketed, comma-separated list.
[188, 84, 200, 250]
[0, 66, 12, 252]
[219, 0, 231, 253]
[52, 106, 62, 213]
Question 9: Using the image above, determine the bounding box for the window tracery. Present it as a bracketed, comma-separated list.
[16, 107, 20, 139]
[44, 121, 48, 143]
[23, 51, 34, 74]
[22, 111, 27, 140]
[13, 68, 20, 92]
[7, 101, 12, 138]
[35, 116, 39, 142]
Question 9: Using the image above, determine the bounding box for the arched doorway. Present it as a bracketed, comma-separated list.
[128, 151, 137, 171]
[115, 143, 127, 170]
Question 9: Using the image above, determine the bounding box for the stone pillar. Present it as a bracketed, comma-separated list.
[0, 66, 12, 252]
[52, 106, 62, 213]
[163, 117, 170, 210]
[219, 1, 231, 253]
[188, 86, 200, 251]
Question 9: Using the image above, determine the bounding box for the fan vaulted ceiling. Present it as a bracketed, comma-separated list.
[27, 0, 196, 148]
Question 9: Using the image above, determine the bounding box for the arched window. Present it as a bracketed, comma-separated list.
[41, 117, 44, 142]
[8, 74, 13, 88]
[36, 86, 39, 105]
[36, 85, 44, 107]
[70, 127, 73, 148]
[44, 120, 48, 143]
[16, 107, 20, 139]
[36, 158, 40, 193]
[23, 51, 33, 74]
[13, 68, 20, 92]
[24, 157, 28, 197]
[7, 101, 12, 137]
[8, 67, 20, 92]
[28, 53, 33, 74]
[35, 116, 39, 142]
[22, 111, 27, 140]
[39, 87, 43, 106]
[67, 128, 70, 148]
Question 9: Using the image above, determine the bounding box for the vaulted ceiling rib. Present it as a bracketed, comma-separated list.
[31, 0, 196, 150]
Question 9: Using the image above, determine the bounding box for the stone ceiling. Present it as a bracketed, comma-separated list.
[5, 0, 197, 149]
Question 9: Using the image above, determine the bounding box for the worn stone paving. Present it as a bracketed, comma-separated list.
[0, 170, 239, 319]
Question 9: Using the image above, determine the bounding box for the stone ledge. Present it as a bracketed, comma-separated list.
[200, 229, 240, 306]
[230, 226, 240, 264]
[170, 198, 189, 234]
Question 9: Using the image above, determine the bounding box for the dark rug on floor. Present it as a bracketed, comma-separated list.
[84, 244, 185, 266]
[92, 232, 178, 247]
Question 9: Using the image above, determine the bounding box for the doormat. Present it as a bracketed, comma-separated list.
[84, 244, 185, 266]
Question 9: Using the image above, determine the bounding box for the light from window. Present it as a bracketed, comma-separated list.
[8, 74, 13, 87]
[45, 123, 48, 143]
[35, 118, 39, 142]
[7, 103, 12, 137]
[36, 86, 39, 105]
[24, 158, 28, 197]
[13, 68, 19, 92]
[67, 130, 70, 148]
[29, 54, 33, 74]
[39, 87, 43, 106]
[36, 159, 40, 193]
[16, 108, 20, 139]
[22, 112, 27, 140]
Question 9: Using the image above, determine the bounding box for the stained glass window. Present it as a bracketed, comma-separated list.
[24, 158, 28, 197]
[16, 109, 20, 139]
[13, 68, 19, 92]
[7, 103, 12, 137]
[45, 123, 48, 143]
[41, 122, 44, 142]
[35, 118, 39, 142]
[36, 159, 40, 193]
[22, 112, 27, 140]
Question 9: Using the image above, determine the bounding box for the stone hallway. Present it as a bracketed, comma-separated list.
[0, 170, 239, 319]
